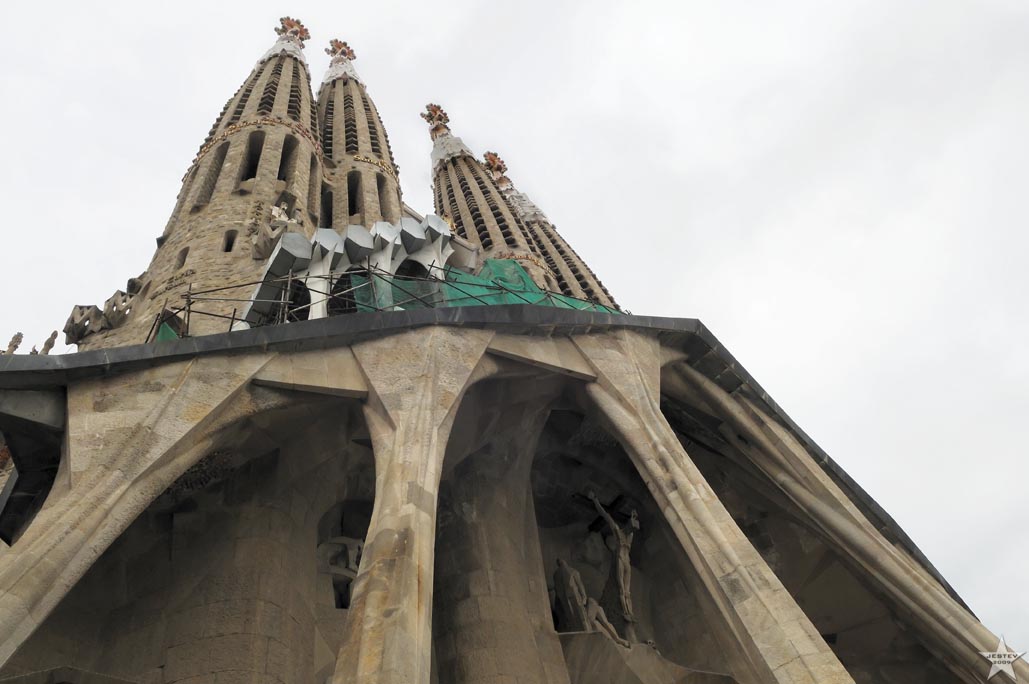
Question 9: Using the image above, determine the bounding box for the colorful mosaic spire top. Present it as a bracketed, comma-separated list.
[326, 39, 356, 62]
[275, 16, 310, 46]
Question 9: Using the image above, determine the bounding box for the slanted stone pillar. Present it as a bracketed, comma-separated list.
[0, 354, 283, 665]
[574, 331, 854, 684]
[673, 362, 1028, 684]
[333, 329, 493, 684]
[433, 400, 569, 684]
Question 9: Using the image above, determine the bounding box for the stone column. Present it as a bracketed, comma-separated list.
[333, 329, 493, 684]
[574, 331, 854, 684]
[433, 402, 569, 684]
[674, 362, 1028, 684]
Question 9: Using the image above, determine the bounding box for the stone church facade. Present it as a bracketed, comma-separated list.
[0, 17, 1018, 684]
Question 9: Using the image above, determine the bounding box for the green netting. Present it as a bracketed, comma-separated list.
[345, 260, 617, 313]
[155, 322, 180, 341]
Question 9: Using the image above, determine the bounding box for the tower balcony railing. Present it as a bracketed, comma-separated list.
[145, 261, 620, 343]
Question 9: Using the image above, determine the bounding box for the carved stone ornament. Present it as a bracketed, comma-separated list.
[103, 290, 134, 329]
[2, 332, 22, 355]
[63, 305, 105, 344]
[40, 330, 58, 355]
[253, 203, 301, 260]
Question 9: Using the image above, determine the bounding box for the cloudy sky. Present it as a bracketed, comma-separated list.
[1, 0, 1026, 650]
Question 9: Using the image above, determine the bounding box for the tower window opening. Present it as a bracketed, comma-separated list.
[229, 69, 261, 125]
[320, 185, 333, 228]
[347, 170, 362, 218]
[176, 247, 189, 269]
[201, 96, 232, 149]
[168, 166, 198, 226]
[360, 90, 382, 156]
[277, 135, 299, 183]
[287, 61, 303, 122]
[192, 142, 228, 210]
[441, 171, 466, 239]
[455, 166, 490, 248]
[308, 84, 319, 146]
[468, 163, 518, 248]
[257, 56, 284, 116]
[321, 84, 335, 158]
[343, 86, 358, 154]
[240, 130, 265, 182]
[307, 154, 319, 218]
[222, 229, 237, 253]
[376, 173, 391, 222]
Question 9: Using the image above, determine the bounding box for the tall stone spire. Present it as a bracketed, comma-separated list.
[424, 105, 555, 291]
[315, 39, 401, 229]
[71, 17, 324, 350]
[482, 152, 619, 310]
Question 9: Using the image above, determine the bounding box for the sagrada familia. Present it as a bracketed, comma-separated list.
[0, 17, 1020, 684]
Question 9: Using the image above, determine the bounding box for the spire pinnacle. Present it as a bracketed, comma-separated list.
[326, 39, 356, 62]
[261, 16, 310, 64]
[482, 151, 512, 190]
[321, 38, 363, 85]
[421, 103, 451, 141]
[424, 103, 474, 173]
[275, 17, 310, 47]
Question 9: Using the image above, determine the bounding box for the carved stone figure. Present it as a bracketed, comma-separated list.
[554, 558, 590, 632]
[4, 332, 23, 355]
[253, 204, 297, 260]
[317, 535, 363, 579]
[270, 202, 290, 226]
[585, 597, 630, 649]
[588, 491, 639, 622]
[41, 331, 58, 356]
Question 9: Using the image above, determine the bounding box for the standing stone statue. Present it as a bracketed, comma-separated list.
[3, 332, 23, 355]
[588, 491, 639, 622]
[41, 331, 58, 356]
[253, 203, 297, 260]
[554, 558, 590, 631]
[586, 597, 631, 648]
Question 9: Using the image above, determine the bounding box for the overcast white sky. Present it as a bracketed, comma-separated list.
[1, 0, 1025, 651]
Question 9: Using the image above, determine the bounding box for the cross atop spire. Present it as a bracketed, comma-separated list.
[275, 16, 310, 47]
[326, 39, 356, 62]
[421, 103, 451, 141]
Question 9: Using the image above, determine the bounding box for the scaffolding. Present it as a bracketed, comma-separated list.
[144, 261, 619, 343]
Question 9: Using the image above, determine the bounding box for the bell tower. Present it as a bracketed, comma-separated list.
[71, 17, 323, 350]
[482, 151, 618, 310]
[423, 104, 555, 291]
[315, 39, 402, 229]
